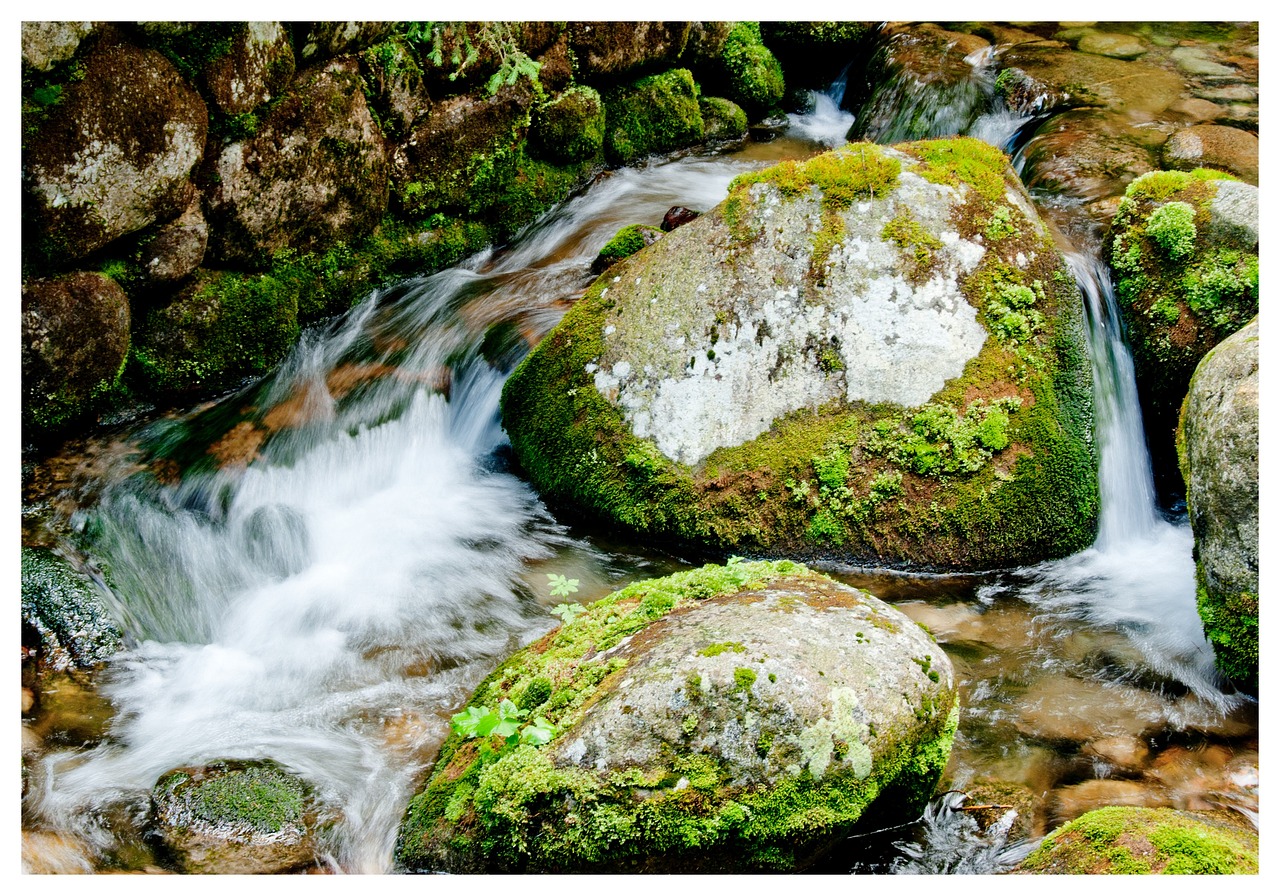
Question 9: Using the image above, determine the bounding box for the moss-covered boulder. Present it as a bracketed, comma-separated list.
[603, 68, 705, 166]
[22, 272, 131, 433]
[396, 560, 957, 872]
[358, 36, 430, 141]
[292, 21, 394, 67]
[136, 194, 209, 287]
[23, 27, 209, 263]
[1178, 317, 1258, 693]
[20, 548, 123, 671]
[152, 760, 330, 873]
[21, 21, 96, 71]
[203, 56, 389, 267]
[592, 223, 663, 274]
[1017, 806, 1258, 874]
[530, 85, 606, 165]
[1106, 170, 1258, 452]
[502, 138, 1097, 570]
[698, 96, 748, 144]
[565, 22, 691, 82]
[130, 269, 300, 395]
[711, 23, 785, 122]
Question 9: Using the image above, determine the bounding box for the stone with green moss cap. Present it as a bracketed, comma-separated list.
[152, 759, 332, 873]
[502, 137, 1097, 570]
[396, 559, 957, 872]
[1016, 806, 1258, 874]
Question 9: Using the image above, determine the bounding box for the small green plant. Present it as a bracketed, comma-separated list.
[451, 698, 555, 747]
[547, 573, 580, 597]
[550, 603, 586, 624]
[983, 205, 1018, 241]
[1146, 201, 1197, 261]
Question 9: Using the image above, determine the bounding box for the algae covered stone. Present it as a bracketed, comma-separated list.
[396, 560, 957, 872]
[1017, 806, 1258, 874]
[502, 137, 1097, 570]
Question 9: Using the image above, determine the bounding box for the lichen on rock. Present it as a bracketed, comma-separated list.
[502, 137, 1098, 569]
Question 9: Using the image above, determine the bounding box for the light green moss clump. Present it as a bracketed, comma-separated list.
[395, 560, 957, 873]
[719, 23, 785, 120]
[1146, 200, 1197, 260]
[1019, 806, 1258, 874]
[530, 85, 606, 165]
[603, 68, 705, 166]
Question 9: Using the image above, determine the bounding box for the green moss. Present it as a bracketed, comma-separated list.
[1147, 201, 1197, 260]
[719, 23, 785, 120]
[159, 762, 306, 835]
[699, 641, 747, 657]
[144, 22, 242, 83]
[603, 68, 705, 167]
[698, 96, 748, 142]
[596, 224, 655, 269]
[732, 667, 757, 691]
[1020, 806, 1258, 874]
[882, 212, 944, 284]
[903, 137, 1012, 204]
[1195, 569, 1258, 693]
[530, 85, 605, 165]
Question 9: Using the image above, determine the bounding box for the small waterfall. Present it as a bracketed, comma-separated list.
[787, 64, 858, 147]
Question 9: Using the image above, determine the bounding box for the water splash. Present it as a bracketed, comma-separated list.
[787, 64, 858, 147]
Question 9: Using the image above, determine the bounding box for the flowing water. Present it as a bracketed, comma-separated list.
[22, 51, 1257, 875]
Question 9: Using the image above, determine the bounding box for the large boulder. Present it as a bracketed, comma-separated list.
[565, 22, 691, 82]
[21, 21, 97, 71]
[1161, 124, 1259, 185]
[152, 760, 331, 873]
[1106, 171, 1258, 459]
[396, 560, 957, 872]
[502, 138, 1098, 570]
[22, 272, 131, 432]
[1016, 806, 1258, 874]
[994, 44, 1184, 117]
[1178, 317, 1258, 692]
[602, 68, 705, 166]
[23, 29, 208, 263]
[201, 21, 295, 117]
[203, 56, 389, 267]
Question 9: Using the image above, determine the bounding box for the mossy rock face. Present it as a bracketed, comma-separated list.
[1106, 170, 1258, 441]
[1178, 317, 1258, 692]
[21, 272, 131, 433]
[715, 23, 785, 122]
[20, 548, 123, 671]
[396, 560, 958, 872]
[698, 96, 748, 144]
[202, 57, 390, 267]
[23, 27, 208, 264]
[565, 22, 691, 83]
[200, 22, 294, 118]
[130, 268, 300, 396]
[1017, 806, 1258, 874]
[152, 759, 329, 873]
[603, 68, 705, 166]
[502, 137, 1097, 570]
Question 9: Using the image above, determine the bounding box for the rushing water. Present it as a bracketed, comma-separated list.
[22, 48, 1257, 875]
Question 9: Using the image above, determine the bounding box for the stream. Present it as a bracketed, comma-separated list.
[21, 46, 1257, 875]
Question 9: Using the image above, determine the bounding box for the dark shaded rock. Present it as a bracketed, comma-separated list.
[203, 56, 389, 266]
[21, 548, 123, 671]
[529, 85, 605, 165]
[138, 195, 208, 286]
[21, 21, 97, 71]
[293, 22, 393, 65]
[130, 269, 300, 396]
[761, 21, 875, 90]
[152, 760, 331, 873]
[1017, 806, 1258, 874]
[397, 561, 957, 873]
[202, 21, 294, 117]
[501, 138, 1098, 570]
[661, 206, 700, 232]
[680, 21, 733, 71]
[1178, 317, 1258, 692]
[534, 32, 574, 94]
[22, 272, 130, 432]
[1161, 124, 1259, 185]
[391, 79, 537, 223]
[23, 29, 208, 262]
[602, 68, 704, 166]
[566, 22, 691, 82]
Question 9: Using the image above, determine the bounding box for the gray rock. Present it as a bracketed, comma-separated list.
[1076, 32, 1147, 60]
[21, 21, 96, 71]
[1178, 317, 1258, 690]
[204, 56, 389, 265]
[23, 30, 208, 261]
[21, 548, 123, 670]
[1206, 179, 1258, 247]
[1171, 46, 1238, 77]
[21, 272, 131, 432]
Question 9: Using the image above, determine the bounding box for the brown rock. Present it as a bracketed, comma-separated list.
[661, 206, 700, 231]
[1161, 124, 1259, 184]
[22, 272, 130, 431]
[566, 22, 691, 81]
[204, 56, 389, 265]
[1048, 778, 1170, 827]
[1082, 735, 1152, 771]
[294, 22, 393, 64]
[139, 194, 207, 285]
[202, 22, 295, 117]
[23, 28, 208, 261]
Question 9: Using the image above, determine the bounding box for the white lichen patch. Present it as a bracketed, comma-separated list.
[594, 157, 991, 465]
[792, 687, 872, 780]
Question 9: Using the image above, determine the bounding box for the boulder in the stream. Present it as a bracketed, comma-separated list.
[502, 137, 1098, 570]
[1106, 170, 1258, 454]
[152, 759, 332, 873]
[1016, 806, 1258, 874]
[396, 560, 958, 872]
[21, 548, 123, 671]
[1178, 317, 1258, 693]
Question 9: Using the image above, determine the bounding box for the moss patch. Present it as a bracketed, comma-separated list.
[603, 68, 705, 166]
